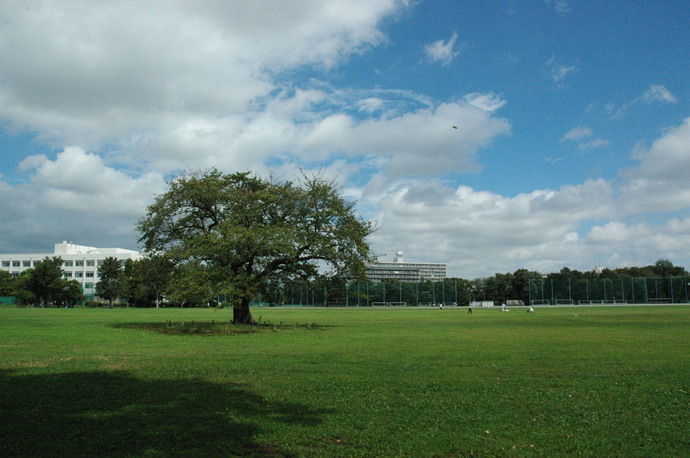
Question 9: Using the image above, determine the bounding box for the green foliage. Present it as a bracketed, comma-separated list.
[0, 270, 13, 296]
[96, 257, 125, 307]
[137, 169, 373, 322]
[55, 279, 84, 306]
[123, 256, 175, 307]
[166, 260, 216, 307]
[24, 256, 64, 306]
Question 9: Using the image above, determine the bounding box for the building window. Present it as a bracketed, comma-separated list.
[75, 260, 84, 267]
[75, 272, 83, 278]
[23, 260, 31, 267]
[86, 272, 94, 278]
[64, 272, 73, 278]
[1, 261, 9, 268]
[64, 260, 73, 267]
[12, 261, 20, 267]
[86, 260, 95, 267]
[84, 283, 93, 289]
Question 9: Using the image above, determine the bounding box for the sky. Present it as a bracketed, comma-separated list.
[1, 0, 689, 279]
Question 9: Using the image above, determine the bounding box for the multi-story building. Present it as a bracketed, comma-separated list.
[0, 241, 142, 299]
[366, 251, 446, 282]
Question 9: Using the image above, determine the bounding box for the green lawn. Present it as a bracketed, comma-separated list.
[1, 306, 688, 456]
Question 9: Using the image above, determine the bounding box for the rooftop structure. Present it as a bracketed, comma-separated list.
[366, 251, 446, 282]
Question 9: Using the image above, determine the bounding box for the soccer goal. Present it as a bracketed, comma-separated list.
[371, 302, 388, 307]
[388, 302, 407, 307]
[555, 299, 574, 305]
[530, 299, 550, 305]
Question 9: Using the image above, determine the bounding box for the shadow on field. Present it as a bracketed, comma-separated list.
[0, 369, 324, 456]
[112, 321, 335, 335]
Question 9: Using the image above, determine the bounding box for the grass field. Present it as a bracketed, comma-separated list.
[1, 305, 688, 457]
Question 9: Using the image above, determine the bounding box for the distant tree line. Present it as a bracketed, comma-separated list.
[460, 259, 688, 305]
[2, 257, 685, 308]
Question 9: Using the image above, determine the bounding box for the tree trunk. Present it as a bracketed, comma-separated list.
[233, 295, 255, 324]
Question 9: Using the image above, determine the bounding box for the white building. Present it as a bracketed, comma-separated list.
[0, 242, 142, 298]
[366, 251, 447, 282]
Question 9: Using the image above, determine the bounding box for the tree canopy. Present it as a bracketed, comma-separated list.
[137, 169, 373, 323]
[25, 257, 64, 306]
[96, 257, 126, 307]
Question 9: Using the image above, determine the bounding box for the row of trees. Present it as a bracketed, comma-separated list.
[0, 256, 124, 307]
[4, 255, 684, 310]
[0, 257, 81, 306]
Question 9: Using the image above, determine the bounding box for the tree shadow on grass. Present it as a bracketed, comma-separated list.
[0, 369, 326, 457]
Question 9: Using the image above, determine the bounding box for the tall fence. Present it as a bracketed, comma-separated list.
[280, 280, 461, 307]
[528, 277, 690, 305]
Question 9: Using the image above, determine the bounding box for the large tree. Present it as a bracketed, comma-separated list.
[124, 256, 174, 307]
[137, 169, 373, 323]
[25, 257, 64, 306]
[96, 257, 125, 307]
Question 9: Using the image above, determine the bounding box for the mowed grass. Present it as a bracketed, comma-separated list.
[0, 306, 688, 457]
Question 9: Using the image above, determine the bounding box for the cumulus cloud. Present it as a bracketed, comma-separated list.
[618, 117, 690, 214]
[366, 178, 616, 277]
[0, 0, 405, 160]
[365, 118, 690, 277]
[424, 32, 460, 65]
[0, 147, 165, 252]
[296, 99, 511, 178]
[585, 218, 690, 265]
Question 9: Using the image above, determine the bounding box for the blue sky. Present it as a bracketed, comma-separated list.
[1, 0, 688, 278]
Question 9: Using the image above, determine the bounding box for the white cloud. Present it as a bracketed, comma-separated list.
[462, 92, 506, 113]
[0, 0, 406, 161]
[545, 0, 571, 15]
[561, 125, 609, 149]
[585, 219, 690, 265]
[562, 126, 593, 141]
[618, 117, 690, 214]
[366, 117, 690, 277]
[614, 84, 677, 118]
[642, 84, 677, 104]
[424, 32, 460, 66]
[0, 147, 166, 252]
[366, 178, 616, 277]
[546, 57, 576, 86]
[580, 138, 610, 149]
[23, 147, 166, 216]
[296, 99, 511, 177]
